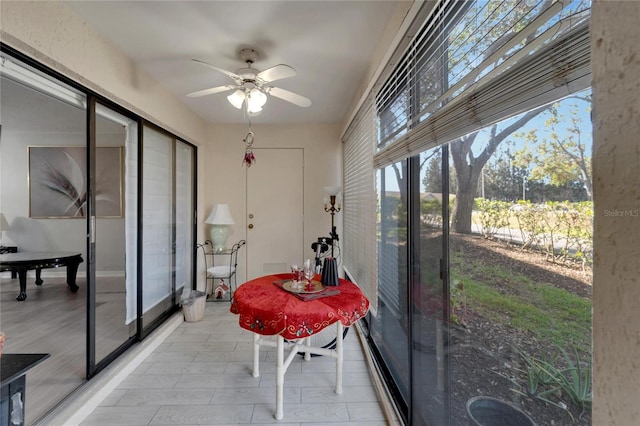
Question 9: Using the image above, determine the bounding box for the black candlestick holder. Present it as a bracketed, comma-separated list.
[324, 195, 341, 257]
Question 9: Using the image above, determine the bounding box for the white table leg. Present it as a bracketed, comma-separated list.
[275, 335, 285, 420]
[252, 333, 260, 378]
[304, 336, 311, 361]
[335, 322, 344, 394]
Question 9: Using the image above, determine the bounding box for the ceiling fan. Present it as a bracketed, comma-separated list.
[186, 48, 311, 114]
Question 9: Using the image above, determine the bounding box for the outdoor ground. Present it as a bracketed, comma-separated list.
[448, 233, 592, 426]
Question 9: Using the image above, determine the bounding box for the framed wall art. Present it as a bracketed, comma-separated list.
[29, 146, 124, 218]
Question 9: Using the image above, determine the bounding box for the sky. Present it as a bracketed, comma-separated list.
[471, 87, 593, 162]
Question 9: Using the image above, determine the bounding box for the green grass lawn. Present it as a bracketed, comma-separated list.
[450, 251, 592, 353]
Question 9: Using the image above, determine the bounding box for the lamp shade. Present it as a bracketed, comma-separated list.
[227, 90, 245, 109]
[0, 213, 9, 231]
[324, 186, 341, 197]
[246, 88, 267, 114]
[248, 88, 267, 107]
[205, 204, 235, 225]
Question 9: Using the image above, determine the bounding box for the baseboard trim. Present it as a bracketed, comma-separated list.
[354, 321, 404, 425]
[0, 271, 125, 279]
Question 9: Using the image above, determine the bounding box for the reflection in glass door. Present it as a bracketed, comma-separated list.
[370, 153, 450, 424]
[0, 54, 88, 423]
[371, 161, 410, 407]
[412, 147, 448, 424]
[1, 50, 198, 423]
[93, 104, 138, 365]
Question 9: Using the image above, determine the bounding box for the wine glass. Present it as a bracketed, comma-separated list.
[291, 264, 303, 289]
[303, 259, 314, 286]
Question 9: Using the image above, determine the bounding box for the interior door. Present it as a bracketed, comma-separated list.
[246, 148, 303, 280]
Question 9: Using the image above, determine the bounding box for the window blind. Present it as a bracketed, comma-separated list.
[141, 126, 174, 313]
[342, 100, 378, 315]
[373, 0, 591, 168]
[0, 54, 86, 108]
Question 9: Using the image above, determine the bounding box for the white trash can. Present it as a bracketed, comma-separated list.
[181, 290, 207, 322]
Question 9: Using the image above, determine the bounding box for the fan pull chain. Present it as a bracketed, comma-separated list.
[242, 120, 256, 167]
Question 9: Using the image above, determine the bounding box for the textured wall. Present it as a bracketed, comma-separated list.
[592, 1, 640, 424]
[1, 0, 208, 277]
[0, 0, 206, 145]
[205, 123, 342, 285]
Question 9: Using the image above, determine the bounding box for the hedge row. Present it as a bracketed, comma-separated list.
[473, 199, 593, 269]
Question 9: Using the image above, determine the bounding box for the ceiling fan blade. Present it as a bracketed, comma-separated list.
[186, 85, 235, 98]
[257, 64, 296, 83]
[267, 86, 312, 108]
[192, 59, 242, 83]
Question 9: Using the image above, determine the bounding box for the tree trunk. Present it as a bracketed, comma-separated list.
[451, 163, 482, 234]
[449, 107, 549, 234]
[451, 184, 476, 234]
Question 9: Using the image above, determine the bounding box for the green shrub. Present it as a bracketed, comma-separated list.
[506, 344, 592, 420]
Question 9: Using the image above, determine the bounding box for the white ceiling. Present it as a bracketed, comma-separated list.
[65, 1, 399, 125]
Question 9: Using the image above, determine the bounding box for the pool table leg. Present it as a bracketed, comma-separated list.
[16, 268, 27, 301]
[66, 260, 80, 293]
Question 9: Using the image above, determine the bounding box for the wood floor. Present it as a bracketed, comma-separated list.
[79, 302, 388, 425]
[0, 272, 132, 425]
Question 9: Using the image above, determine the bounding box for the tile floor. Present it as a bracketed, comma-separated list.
[79, 302, 389, 425]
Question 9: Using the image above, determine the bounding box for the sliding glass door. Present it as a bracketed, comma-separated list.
[0, 53, 88, 424]
[140, 124, 195, 330]
[175, 140, 195, 294]
[92, 103, 138, 367]
[1, 48, 197, 423]
[412, 147, 448, 424]
[370, 161, 410, 407]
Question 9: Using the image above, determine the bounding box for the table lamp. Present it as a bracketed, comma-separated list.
[0, 212, 9, 247]
[205, 204, 235, 252]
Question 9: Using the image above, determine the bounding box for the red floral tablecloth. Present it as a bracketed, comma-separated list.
[230, 273, 369, 340]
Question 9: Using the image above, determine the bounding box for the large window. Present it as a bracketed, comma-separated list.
[374, 0, 590, 168]
[448, 91, 593, 425]
[344, 1, 593, 424]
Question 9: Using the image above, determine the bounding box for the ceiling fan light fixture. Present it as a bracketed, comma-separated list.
[246, 104, 263, 115]
[227, 90, 245, 109]
[248, 88, 267, 108]
[245, 88, 267, 115]
[189, 50, 311, 113]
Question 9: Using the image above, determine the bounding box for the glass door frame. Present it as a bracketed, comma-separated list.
[87, 96, 146, 378]
[0, 44, 199, 382]
[137, 119, 197, 340]
[365, 147, 451, 425]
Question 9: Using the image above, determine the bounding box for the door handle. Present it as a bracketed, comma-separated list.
[248, 224, 254, 229]
[90, 216, 96, 244]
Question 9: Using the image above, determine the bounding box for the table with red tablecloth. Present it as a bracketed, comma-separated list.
[230, 273, 369, 420]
